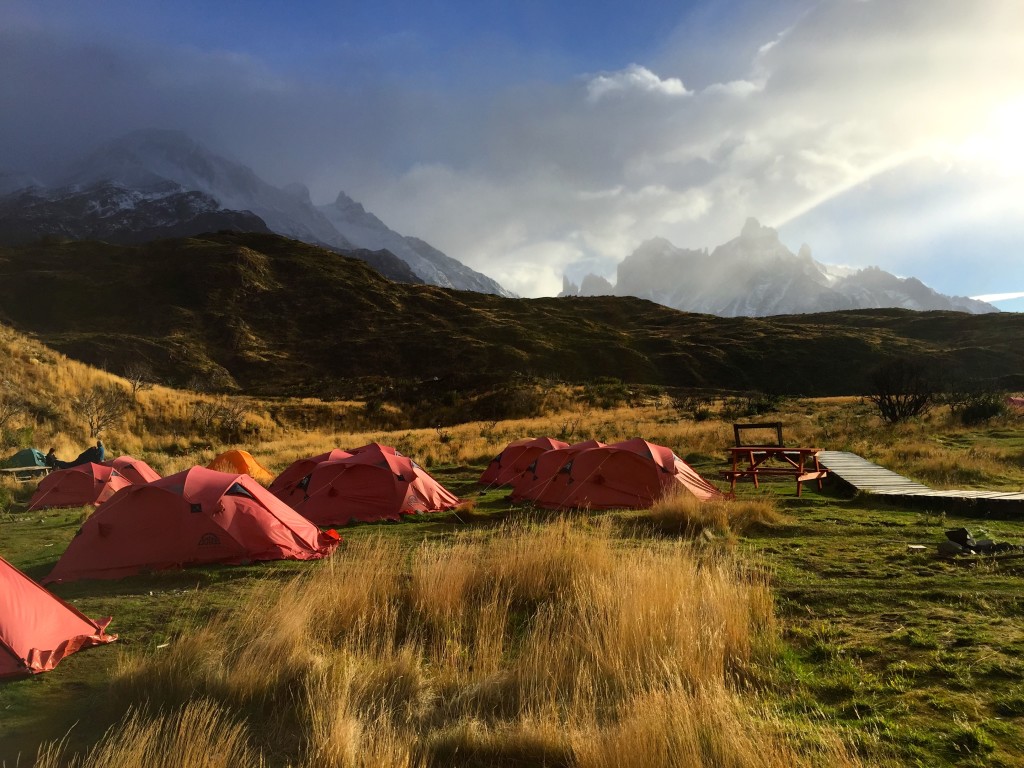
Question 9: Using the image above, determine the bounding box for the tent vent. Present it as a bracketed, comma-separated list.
[225, 483, 256, 500]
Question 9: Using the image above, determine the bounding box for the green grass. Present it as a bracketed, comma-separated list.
[4, 448, 1024, 766]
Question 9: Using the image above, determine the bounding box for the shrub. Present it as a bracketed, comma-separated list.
[867, 359, 935, 424]
[956, 392, 1007, 426]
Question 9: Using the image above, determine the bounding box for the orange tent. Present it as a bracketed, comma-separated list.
[511, 438, 722, 509]
[207, 449, 274, 484]
[43, 466, 339, 583]
[27, 463, 132, 511]
[102, 455, 161, 485]
[0, 555, 115, 678]
[274, 443, 460, 526]
[479, 437, 569, 486]
[269, 448, 352, 500]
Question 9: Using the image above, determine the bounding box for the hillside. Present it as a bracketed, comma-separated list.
[1, 232, 1021, 399]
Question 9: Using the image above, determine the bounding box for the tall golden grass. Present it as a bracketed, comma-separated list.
[4, 317, 1020, 491]
[38, 520, 861, 767]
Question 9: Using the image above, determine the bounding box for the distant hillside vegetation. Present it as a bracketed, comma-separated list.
[1, 232, 1021, 398]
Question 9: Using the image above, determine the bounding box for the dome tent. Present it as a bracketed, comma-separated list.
[269, 448, 352, 501]
[26, 463, 132, 511]
[207, 449, 274, 484]
[44, 466, 339, 584]
[0, 555, 115, 678]
[2, 448, 47, 469]
[274, 443, 460, 526]
[102, 455, 161, 485]
[509, 440, 606, 504]
[511, 438, 722, 510]
[479, 437, 570, 487]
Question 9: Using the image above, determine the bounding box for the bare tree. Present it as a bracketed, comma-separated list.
[0, 379, 25, 432]
[123, 361, 157, 399]
[190, 397, 251, 440]
[75, 384, 132, 437]
[867, 359, 935, 424]
[217, 400, 251, 441]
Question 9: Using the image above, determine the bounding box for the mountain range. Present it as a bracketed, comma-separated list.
[0, 232, 1020, 406]
[0, 130, 1000, 316]
[0, 129, 510, 296]
[561, 218, 996, 316]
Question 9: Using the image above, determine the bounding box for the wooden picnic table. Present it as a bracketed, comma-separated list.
[723, 446, 827, 496]
[0, 465, 51, 482]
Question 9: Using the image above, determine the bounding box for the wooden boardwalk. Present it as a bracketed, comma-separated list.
[817, 451, 1024, 514]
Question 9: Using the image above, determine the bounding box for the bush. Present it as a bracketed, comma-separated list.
[943, 385, 1007, 426]
[867, 359, 935, 424]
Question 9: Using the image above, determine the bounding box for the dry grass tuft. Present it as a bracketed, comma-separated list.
[34, 699, 264, 768]
[85, 520, 857, 767]
[641, 489, 787, 539]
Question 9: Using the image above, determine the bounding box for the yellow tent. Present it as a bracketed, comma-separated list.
[207, 449, 274, 485]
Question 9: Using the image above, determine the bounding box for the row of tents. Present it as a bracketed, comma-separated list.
[3, 437, 722, 678]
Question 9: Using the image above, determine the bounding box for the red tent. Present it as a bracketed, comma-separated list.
[0, 556, 115, 678]
[511, 438, 722, 509]
[269, 448, 352, 502]
[102, 455, 161, 485]
[509, 440, 606, 504]
[27, 463, 132, 511]
[479, 437, 570, 486]
[43, 466, 339, 584]
[275, 443, 460, 526]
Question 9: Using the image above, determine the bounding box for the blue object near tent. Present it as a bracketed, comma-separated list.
[2, 448, 46, 469]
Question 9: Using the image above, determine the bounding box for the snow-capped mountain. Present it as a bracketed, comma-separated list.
[1, 129, 510, 294]
[561, 218, 997, 316]
[0, 180, 269, 245]
[319, 192, 512, 295]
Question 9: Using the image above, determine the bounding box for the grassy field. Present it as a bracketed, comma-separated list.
[2, 400, 1024, 766]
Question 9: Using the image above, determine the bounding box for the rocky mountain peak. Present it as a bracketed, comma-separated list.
[562, 219, 998, 316]
[3, 129, 511, 296]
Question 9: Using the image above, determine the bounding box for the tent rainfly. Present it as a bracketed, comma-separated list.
[207, 450, 274, 484]
[273, 443, 460, 526]
[511, 438, 722, 510]
[0, 556, 115, 678]
[26, 463, 132, 511]
[44, 466, 339, 583]
[102, 455, 162, 485]
[479, 436, 570, 487]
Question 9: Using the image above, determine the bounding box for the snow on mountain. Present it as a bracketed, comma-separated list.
[54, 129, 510, 294]
[318, 192, 513, 296]
[0, 180, 270, 246]
[562, 218, 998, 316]
[62, 130, 351, 249]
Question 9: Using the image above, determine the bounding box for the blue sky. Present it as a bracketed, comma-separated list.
[3, 0, 1023, 307]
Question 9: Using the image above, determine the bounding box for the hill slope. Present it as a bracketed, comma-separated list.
[1, 232, 1021, 398]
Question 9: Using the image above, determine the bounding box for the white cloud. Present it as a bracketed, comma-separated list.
[3, 0, 1024, 300]
[972, 292, 1024, 302]
[586, 64, 690, 102]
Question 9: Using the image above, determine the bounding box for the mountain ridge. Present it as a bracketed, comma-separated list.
[0, 231, 1019, 401]
[0, 129, 510, 295]
[562, 218, 996, 316]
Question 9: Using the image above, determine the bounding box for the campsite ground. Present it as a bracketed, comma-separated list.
[2, 404, 1024, 766]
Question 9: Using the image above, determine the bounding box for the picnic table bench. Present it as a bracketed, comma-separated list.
[720, 422, 827, 496]
[721, 446, 827, 496]
[0, 465, 51, 482]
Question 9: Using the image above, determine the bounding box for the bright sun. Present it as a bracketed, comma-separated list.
[960, 97, 1024, 176]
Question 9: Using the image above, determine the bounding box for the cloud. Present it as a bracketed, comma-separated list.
[972, 292, 1024, 302]
[586, 64, 690, 102]
[2, 0, 1023, 300]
